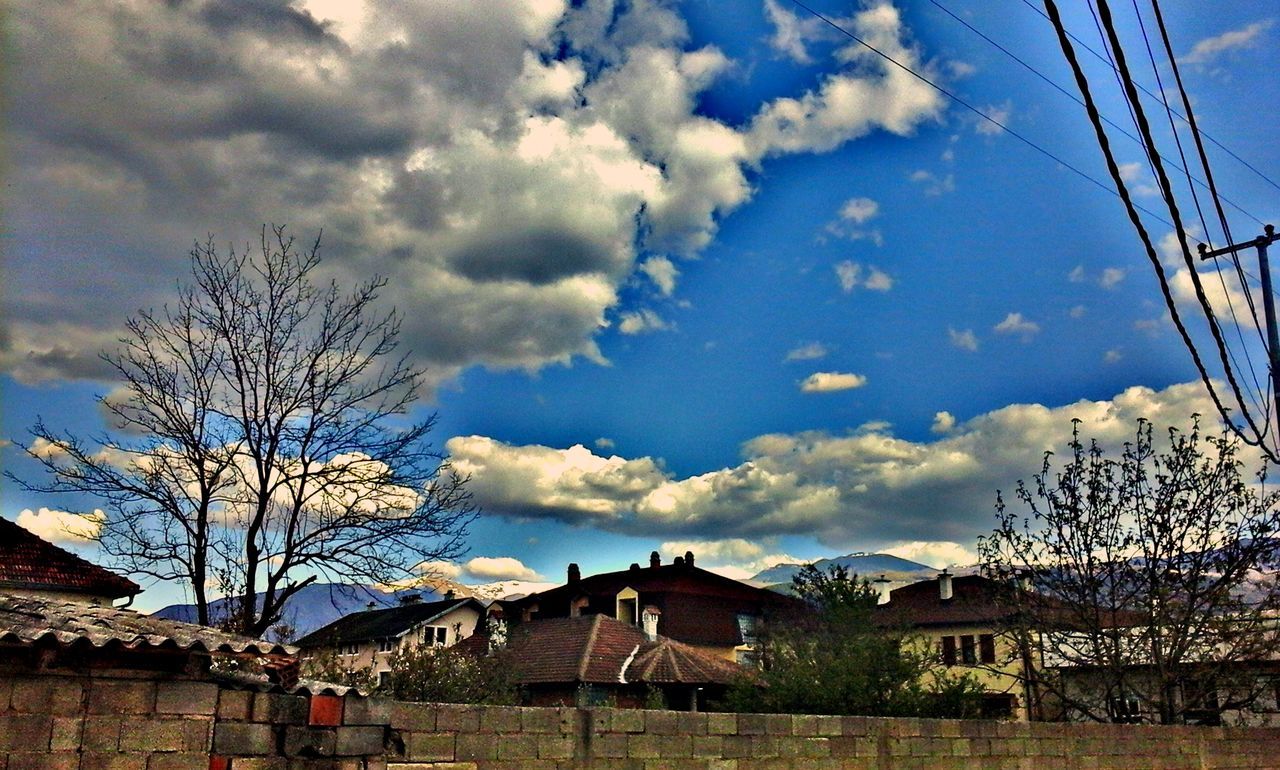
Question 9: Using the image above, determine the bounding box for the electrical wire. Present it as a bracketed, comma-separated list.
[1018, 0, 1280, 195]
[925, 0, 1263, 226]
[784, 0, 1174, 227]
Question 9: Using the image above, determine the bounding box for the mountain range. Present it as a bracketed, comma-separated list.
[749, 552, 937, 587]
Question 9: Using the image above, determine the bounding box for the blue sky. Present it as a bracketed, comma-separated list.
[3, 0, 1277, 611]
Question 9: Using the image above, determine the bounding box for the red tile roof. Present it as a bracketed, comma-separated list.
[0, 519, 139, 600]
[500, 614, 745, 687]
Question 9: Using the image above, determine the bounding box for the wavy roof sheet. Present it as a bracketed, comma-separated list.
[0, 593, 293, 656]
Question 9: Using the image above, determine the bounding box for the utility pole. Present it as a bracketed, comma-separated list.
[1199, 224, 1280, 421]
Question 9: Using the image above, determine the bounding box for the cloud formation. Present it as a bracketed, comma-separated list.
[1181, 20, 1274, 65]
[5, 0, 943, 387]
[16, 507, 105, 544]
[993, 312, 1040, 340]
[835, 261, 894, 292]
[447, 381, 1225, 551]
[948, 327, 978, 351]
[800, 372, 868, 393]
[785, 342, 830, 362]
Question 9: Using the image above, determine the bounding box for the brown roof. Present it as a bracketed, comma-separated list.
[874, 575, 1012, 627]
[0, 592, 291, 656]
[0, 518, 140, 600]
[501, 614, 745, 687]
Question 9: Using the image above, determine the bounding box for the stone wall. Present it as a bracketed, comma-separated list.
[5, 669, 1280, 769]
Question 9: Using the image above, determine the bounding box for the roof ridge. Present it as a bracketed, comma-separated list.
[577, 613, 603, 681]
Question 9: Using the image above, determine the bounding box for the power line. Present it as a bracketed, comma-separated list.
[1017, 0, 1280, 195]
[785, 0, 1174, 228]
[925, 0, 1263, 226]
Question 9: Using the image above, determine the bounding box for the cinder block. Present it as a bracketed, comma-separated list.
[88, 681, 155, 714]
[10, 678, 84, 715]
[478, 705, 521, 733]
[793, 715, 821, 736]
[8, 752, 78, 770]
[404, 731, 454, 761]
[815, 716, 842, 737]
[212, 722, 277, 756]
[737, 714, 767, 735]
[455, 732, 498, 761]
[334, 725, 385, 756]
[283, 725, 336, 757]
[50, 716, 83, 750]
[145, 754, 210, 770]
[0, 714, 52, 751]
[435, 704, 480, 733]
[610, 708, 646, 733]
[156, 681, 219, 715]
[78, 754, 149, 770]
[82, 716, 123, 751]
[628, 734, 662, 758]
[722, 735, 752, 758]
[119, 719, 187, 752]
[342, 696, 392, 726]
[707, 712, 737, 735]
[536, 734, 575, 760]
[557, 707, 581, 735]
[254, 693, 309, 725]
[591, 733, 628, 758]
[217, 690, 253, 721]
[391, 701, 436, 731]
[181, 717, 212, 752]
[495, 733, 539, 760]
[765, 714, 792, 735]
[645, 710, 679, 735]
[520, 707, 561, 733]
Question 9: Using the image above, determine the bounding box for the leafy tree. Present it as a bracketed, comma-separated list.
[13, 226, 474, 636]
[981, 417, 1280, 724]
[722, 564, 983, 717]
[380, 645, 519, 705]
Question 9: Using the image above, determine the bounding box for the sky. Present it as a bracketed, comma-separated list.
[2, 0, 1278, 612]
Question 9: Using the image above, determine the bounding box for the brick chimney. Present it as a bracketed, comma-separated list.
[649, 551, 661, 568]
[674, 556, 685, 567]
[685, 551, 695, 567]
[568, 563, 581, 584]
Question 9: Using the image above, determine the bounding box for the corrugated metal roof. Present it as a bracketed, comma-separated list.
[0, 593, 293, 656]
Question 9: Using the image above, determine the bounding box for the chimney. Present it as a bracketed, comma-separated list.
[399, 592, 421, 605]
[873, 574, 892, 605]
[568, 563, 581, 584]
[444, 589, 456, 600]
[684, 551, 695, 567]
[649, 551, 661, 568]
[641, 605, 661, 641]
[629, 563, 640, 572]
[938, 569, 953, 601]
[366, 601, 377, 610]
[673, 556, 685, 567]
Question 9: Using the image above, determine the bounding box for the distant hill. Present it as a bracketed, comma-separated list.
[151, 582, 447, 642]
[751, 552, 936, 587]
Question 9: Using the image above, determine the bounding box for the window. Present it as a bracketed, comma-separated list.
[1108, 694, 1142, 724]
[341, 642, 360, 656]
[960, 635, 977, 665]
[378, 671, 392, 688]
[980, 693, 1015, 719]
[979, 634, 996, 664]
[376, 637, 395, 653]
[736, 614, 759, 646]
[422, 626, 448, 646]
[941, 635, 957, 666]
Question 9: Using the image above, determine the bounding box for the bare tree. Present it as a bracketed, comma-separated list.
[14, 226, 473, 636]
[981, 418, 1280, 724]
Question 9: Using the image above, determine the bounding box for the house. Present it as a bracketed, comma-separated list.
[467, 612, 746, 710]
[507, 551, 799, 663]
[294, 595, 485, 682]
[0, 518, 140, 606]
[875, 571, 1035, 720]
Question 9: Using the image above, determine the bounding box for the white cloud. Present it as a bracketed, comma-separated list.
[785, 342, 830, 362]
[449, 381, 1227, 550]
[5, 0, 941, 388]
[909, 169, 955, 196]
[800, 372, 868, 393]
[975, 100, 1011, 135]
[463, 556, 544, 582]
[882, 540, 976, 568]
[1100, 267, 1126, 289]
[594, 437, 616, 450]
[946, 61, 976, 78]
[415, 560, 464, 580]
[660, 538, 797, 580]
[1182, 20, 1274, 65]
[835, 261, 894, 292]
[639, 256, 679, 297]
[838, 197, 880, 224]
[1169, 266, 1257, 329]
[931, 411, 956, 434]
[618, 309, 675, 335]
[1104, 349, 1123, 364]
[1069, 305, 1086, 319]
[762, 0, 829, 64]
[948, 327, 978, 352]
[993, 312, 1040, 340]
[15, 507, 105, 544]
[1068, 265, 1086, 283]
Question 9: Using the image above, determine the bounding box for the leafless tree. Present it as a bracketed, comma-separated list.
[982, 418, 1280, 724]
[14, 226, 473, 636]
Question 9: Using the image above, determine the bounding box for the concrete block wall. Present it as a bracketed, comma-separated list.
[385, 703, 1280, 770]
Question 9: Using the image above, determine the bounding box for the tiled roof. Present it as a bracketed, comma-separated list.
[0, 593, 292, 656]
[874, 575, 1011, 627]
[294, 598, 484, 647]
[501, 614, 745, 687]
[0, 518, 140, 599]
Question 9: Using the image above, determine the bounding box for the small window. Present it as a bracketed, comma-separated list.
[736, 614, 758, 646]
[1108, 694, 1142, 724]
[435, 626, 448, 646]
[960, 635, 977, 665]
[376, 637, 395, 653]
[979, 634, 996, 664]
[341, 642, 360, 656]
[378, 671, 392, 688]
[941, 635, 957, 666]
